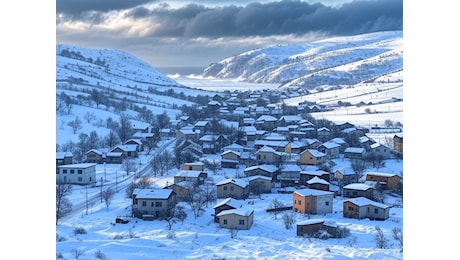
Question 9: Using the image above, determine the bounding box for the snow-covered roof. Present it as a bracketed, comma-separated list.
[216, 178, 248, 188]
[344, 197, 390, 209]
[343, 183, 374, 191]
[58, 163, 97, 169]
[133, 188, 174, 200]
[213, 197, 243, 209]
[244, 164, 278, 173]
[307, 176, 329, 185]
[216, 207, 254, 217]
[294, 188, 333, 197]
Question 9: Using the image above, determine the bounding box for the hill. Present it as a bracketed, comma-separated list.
[201, 31, 402, 89]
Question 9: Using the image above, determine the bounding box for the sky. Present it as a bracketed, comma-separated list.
[56, 0, 403, 68]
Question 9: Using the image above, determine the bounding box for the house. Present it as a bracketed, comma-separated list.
[194, 120, 211, 134]
[159, 128, 173, 139]
[244, 164, 278, 179]
[343, 197, 390, 220]
[213, 197, 244, 223]
[217, 208, 254, 230]
[367, 143, 392, 159]
[56, 151, 73, 173]
[176, 125, 199, 139]
[245, 175, 272, 195]
[222, 143, 245, 154]
[221, 150, 240, 168]
[132, 131, 155, 141]
[278, 115, 302, 126]
[57, 163, 97, 185]
[317, 127, 331, 142]
[255, 146, 282, 165]
[216, 178, 249, 199]
[393, 134, 403, 154]
[296, 219, 338, 237]
[124, 138, 143, 152]
[85, 149, 104, 164]
[299, 149, 326, 166]
[254, 115, 278, 131]
[293, 188, 334, 215]
[165, 181, 193, 201]
[200, 134, 229, 153]
[299, 170, 330, 184]
[306, 176, 330, 191]
[284, 141, 308, 154]
[111, 144, 138, 158]
[181, 161, 205, 171]
[131, 120, 153, 133]
[173, 170, 207, 185]
[332, 168, 357, 187]
[278, 164, 302, 187]
[344, 147, 365, 159]
[56, 151, 73, 167]
[343, 183, 375, 200]
[329, 137, 348, 153]
[317, 141, 340, 159]
[105, 152, 123, 164]
[132, 188, 176, 220]
[365, 172, 401, 190]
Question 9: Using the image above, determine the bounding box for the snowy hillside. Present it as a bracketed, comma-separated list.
[202, 31, 402, 89]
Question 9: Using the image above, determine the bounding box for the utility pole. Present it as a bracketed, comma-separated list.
[104, 162, 106, 182]
[116, 170, 118, 193]
[85, 185, 88, 215]
[100, 177, 103, 203]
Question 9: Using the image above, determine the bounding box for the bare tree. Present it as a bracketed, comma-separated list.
[56, 183, 73, 225]
[269, 198, 285, 220]
[174, 205, 187, 224]
[282, 212, 296, 229]
[71, 248, 84, 260]
[68, 116, 82, 134]
[125, 177, 154, 199]
[84, 111, 96, 123]
[391, 227, 403, 252]
[102, 188, 115, 211]
[122, 158, 138, 176]
[117, 113, 133, 143]
[185, 184, 206, 218]
[350, 159, 366, 182]
[374, 226, 389, 249]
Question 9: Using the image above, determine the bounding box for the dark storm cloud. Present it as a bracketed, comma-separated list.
[56, 0, 154, 17]
[57, 0, 402, 37]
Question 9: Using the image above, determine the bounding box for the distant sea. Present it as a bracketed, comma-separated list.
[156, 66, 205, 76]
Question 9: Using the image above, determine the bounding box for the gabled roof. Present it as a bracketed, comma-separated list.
[58, 163, 97, 169]
[56, 151, 73, 159]
[216, 178, 248, 188]
[344, 147, 365, 153]
[86, 149, 103, 155]
[344, 197, 390, 209]
[216, 208, 254, 217]
[244, 164, 278, 173]
[213, 197, 243, 209]
[365, 172, 399, 178]
[175, 170, 205, 178]
[307, 176, 329, 185]
[320, 141, 340, 149]
[300, 149, 326, 157]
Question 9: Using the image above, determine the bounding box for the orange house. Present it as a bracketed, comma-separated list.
[365, 172, 401, 190]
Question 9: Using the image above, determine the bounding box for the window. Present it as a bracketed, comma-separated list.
[78, 170, 83, 174]
[155, 202, 162, 207]
[224, 186, 227, 190]
[70, 169, 75, 174]
[298, 200, 301, 205]
[325, 201, 329, 206]
[63, 170, 67, 174]
[151, 202, 154, 207]
[223, 219, 227, 224]
[142, 201, 147, 206]
[374, 208, 379, 214]
[230, 186, 234, 191]
[78, 177, 82, 182]
[239, 219, 245, 225]
[352, 191, 358, 196]
[348, 206, 354, 211]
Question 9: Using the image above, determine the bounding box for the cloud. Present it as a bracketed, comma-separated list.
[57, 0, 402, 38]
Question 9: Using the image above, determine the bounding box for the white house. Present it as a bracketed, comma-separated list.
[57, 163, 97, 185]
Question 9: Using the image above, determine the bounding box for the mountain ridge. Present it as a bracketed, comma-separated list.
[201, 31, 402, 89]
